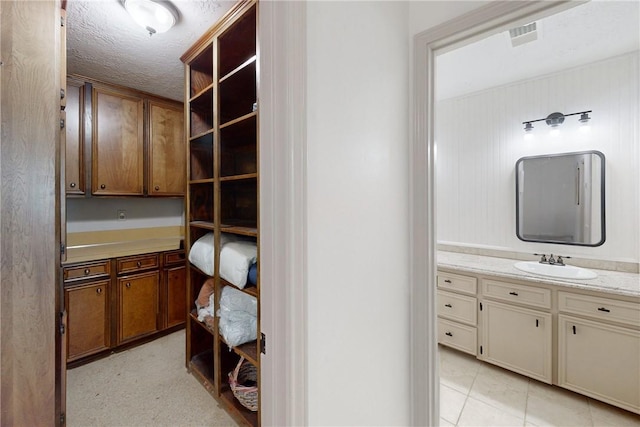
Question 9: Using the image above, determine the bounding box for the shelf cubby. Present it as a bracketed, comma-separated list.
[220, 113, 257, 178]
[218, 6, 256, 78]
[189, 183, 215, 223]
[220, 179, 257, 230]
[219, 59, 256, 124]
[190, 46, 214, 98]
[190, 132, 215, 181]
[189, 88, 214, 137]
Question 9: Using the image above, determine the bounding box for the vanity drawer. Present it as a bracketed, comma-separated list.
[437, 271, 477, 295]
[64, 260, 111, 282]
[163, 250, 185, 266]
[482, 279, 551, 309]
[558, 292, 640, 327]
[438, 318, 477, 356]
[117, 254, 159, 275]
[438, 290, 477, 326]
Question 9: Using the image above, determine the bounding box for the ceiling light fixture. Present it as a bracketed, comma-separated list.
[522, 110, 592, 135]
[123, 0, 178, 36]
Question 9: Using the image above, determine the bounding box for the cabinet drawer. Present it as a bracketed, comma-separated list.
[482, 279, 551, 309]
[437, 290, 477, 326]
[437, 271, 477, 295]
[559, 292, 640, 327]
[438, 318, 477, 356]
[163, 250, 185, 266]
[117, 254, 159, 275]
[64, 260, 111, 282]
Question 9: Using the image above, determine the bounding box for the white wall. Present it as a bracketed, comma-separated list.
[66, 197, 184, 233]
[305, 1, 410, 425]
[436, 52, 640, 263]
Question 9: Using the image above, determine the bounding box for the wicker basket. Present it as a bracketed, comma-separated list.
[229, 357, 258, 412]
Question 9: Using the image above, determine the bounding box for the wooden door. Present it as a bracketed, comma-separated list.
[65, 280, 110, 361]
[148, 100, 185, 196]
[65, 78, 85, 195]
[558, 315, 640, 413]
[92, 86, 144, 195]
[481, 300, 552, 383]
[118, 271, 159, 343]
[166, 265, 187, 328]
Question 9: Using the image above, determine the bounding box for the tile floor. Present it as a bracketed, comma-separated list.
[439, 344, 640, 427]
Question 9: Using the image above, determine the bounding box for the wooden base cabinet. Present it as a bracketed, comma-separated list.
[559, 315, 640, 413]
[65, 280, 110, 361]
[480, 300, 552, 383]
[63, 249, 185, 366]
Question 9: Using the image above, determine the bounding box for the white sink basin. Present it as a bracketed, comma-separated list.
[514, 261, 598, 280]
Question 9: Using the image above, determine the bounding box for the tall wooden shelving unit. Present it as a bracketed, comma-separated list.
[181, 1, 260, 425]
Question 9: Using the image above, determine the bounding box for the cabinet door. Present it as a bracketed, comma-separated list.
[65, 280, 110, 361]
[148, 100, 185, 196]
[65, 78, 84, 195]
[559, 315, 640, 413]
[118, 271, 159, 343]
[92, 86, 144, 195]
[481, 300, 552, 383]
[166, 265, 186, 328]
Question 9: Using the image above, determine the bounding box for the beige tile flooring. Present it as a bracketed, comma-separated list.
[439, 344, 640, 427]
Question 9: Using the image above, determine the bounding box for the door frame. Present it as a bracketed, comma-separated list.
[410, 1, 583, 425]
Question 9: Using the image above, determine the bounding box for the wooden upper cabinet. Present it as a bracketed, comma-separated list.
[148, 100, 185, 196]
[65, 78, 85, 195]
[92, 86, 144, 196]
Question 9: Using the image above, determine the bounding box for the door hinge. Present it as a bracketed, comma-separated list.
[479, 302, 483, 311]
[59, 312, 65, 335]
[60, 412, 65, 425]
[60, 243, 65, 255]
[260, 332, 266, 355]
[61, 16, 65, 27]
[480, 345, 483, 355]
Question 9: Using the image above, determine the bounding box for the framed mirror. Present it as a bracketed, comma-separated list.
[516, 150, 605, 246]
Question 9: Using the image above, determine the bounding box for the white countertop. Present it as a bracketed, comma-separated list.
[438, 251, 640, 298]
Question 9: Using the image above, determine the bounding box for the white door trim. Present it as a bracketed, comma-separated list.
[259, 1, 308, 426]
[410, 1, 583, 425]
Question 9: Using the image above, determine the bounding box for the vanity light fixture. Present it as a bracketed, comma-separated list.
[123, 0, 178, 36]
[522, 110, 592, 135]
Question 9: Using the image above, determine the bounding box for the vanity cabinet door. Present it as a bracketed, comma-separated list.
[481, 300, 552, 383]
[65, 280, 110, 361]
[558, 315, 640, 414]
[118, 271, 159, 344]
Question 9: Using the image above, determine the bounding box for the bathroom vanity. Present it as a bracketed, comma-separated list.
[437, 251, 640, 415]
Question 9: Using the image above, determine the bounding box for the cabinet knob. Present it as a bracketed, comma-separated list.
[96, 287, 102, 295]
[126, 282, 131, 288]
[100, 184, 106, 189]
[136, 261, 142, 267]
[70, 182, 76, 188]
[444, 304, 453, 308]
[84, 268, 90, 275]
[154, 185, 160, 191]
[509, 291, 519, 296]
[445, 332, 453, 337]
[444, 279, 452, 283]
[597, 307, 610, 313]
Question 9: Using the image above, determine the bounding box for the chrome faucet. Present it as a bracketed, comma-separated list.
[534, 253, 571, 266]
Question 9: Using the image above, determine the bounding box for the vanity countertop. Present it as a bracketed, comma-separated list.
[438, 251, 640, 298]
[64, 226, 183, 265]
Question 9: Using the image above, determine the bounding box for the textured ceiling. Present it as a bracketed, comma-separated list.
[67, 0, 235, 101]
[437, 1, 640, 100]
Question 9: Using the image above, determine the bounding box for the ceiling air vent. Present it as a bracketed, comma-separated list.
[509, 22, 538, 47]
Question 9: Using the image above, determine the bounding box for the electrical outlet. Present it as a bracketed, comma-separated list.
[117, 210, 127, 221]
